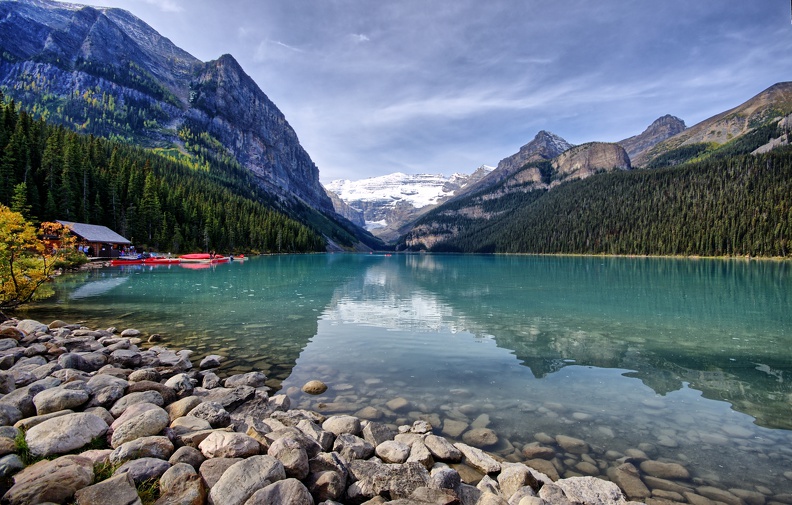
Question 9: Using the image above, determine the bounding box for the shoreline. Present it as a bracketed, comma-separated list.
[0, 316, 787, 505]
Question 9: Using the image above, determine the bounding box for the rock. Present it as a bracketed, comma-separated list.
[607, 463, 650, 500]
[0, 404, 23, 426]
[386, 397, 411, 411]
[376, 440, 411, 463]
[188, 401, 231, 428]
[362, 421, 396, 447]
[199, 457, 242, 488]
[302, 380, 327, 395]
[204, 385, 255, 410]
[26, 412, 108, 458]
[538, 483, 576, 505]
[32, 386, 89, 415]
[268, 436, 310, 479]
[555, 476, 627, 505]
[159, 462, 197, 493]
[109, 436, 175, 465]
[127, 368, 160, 382]
[245, 478, 314, 505]
[0, 454, 25, 478]
[14, 409, 74, 431]
[199, 355, 222, 369]
[0, 371, 15, 394]
[156, 471, 206, 505]
[169, 445, 206, 469]
[556, 435, 590, 455]
[115, 457, 171, 485]
[462, 427, 499, 448]
[73, 471, 141, 505]
[348, 460, 430, 501]
[109, 390, 164, 417]
[165, 396, 203, 422]
[442, 419, 469, 438]
[696, 486, 743, 505]
[411, 420, 433, 434]
[322, 415, 362, 436]
[171, 415, 212, 435]
[640, 460, 690, 480]
[120, 328, 141, 338]
[333, 433, 374, 460]
[126, 380, 177, 405]
[111, 402, 162, 430]
[164, 373, 194, 396]
[455, 442, 501, 474]
[424, 435, 463, 463]
[110, 406, 170, 448]
[208, 455, 286, 505]
[496, 464, 536, 499]
[199, 431, 261, 458]
[110, 349, 143, 368]
[429, 467, 461, 491]
[521, 444, 556, 460]
[3, 455, 94, 505]
[224, 371, 267, 388]
[305, 470, 345, 502]
[16, 319, 48, 336]
[524, 459, 559, 482]
[202, 372, 222, 389]
[297, 419, 334, 451]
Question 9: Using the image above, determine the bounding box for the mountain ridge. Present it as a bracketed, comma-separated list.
[0, 0, 371, 247]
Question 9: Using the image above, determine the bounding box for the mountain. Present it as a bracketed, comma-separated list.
[325, 166, 492, 243]
[0, 0, 378, 249]
[397, 82, 792, 256]
[454, 130, 573, 199]
[634, 82, 792, 167]
[400, 142, 630, 250]
[618, 114, 687, 160]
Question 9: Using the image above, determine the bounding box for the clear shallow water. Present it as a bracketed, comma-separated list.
[24, 254, 792, 493]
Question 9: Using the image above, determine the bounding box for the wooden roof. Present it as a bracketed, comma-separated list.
[57, 221, 131, 245]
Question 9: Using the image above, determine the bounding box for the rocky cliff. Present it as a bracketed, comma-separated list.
[618, 115, 686, 160]
[0, 0, 335, 215]
[551, 142, 631, 180]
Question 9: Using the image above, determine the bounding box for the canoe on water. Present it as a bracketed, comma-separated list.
[110, 258, 143, 266]
[143, 257, 181, 264]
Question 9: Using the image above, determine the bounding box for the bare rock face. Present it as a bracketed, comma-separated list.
[551, 142, 631, 181]
[619, 115, 687, 160]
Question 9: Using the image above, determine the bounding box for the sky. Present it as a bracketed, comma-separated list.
[55, 0, 792, 183]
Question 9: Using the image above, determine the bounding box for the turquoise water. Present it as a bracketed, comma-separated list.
[25, 254, 792, 492]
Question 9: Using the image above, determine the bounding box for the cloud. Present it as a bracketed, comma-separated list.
[139, 0, 182, 13]
[351, 33, 370, 43]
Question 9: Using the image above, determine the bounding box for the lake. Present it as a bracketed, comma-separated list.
[24, 254, 792, 494]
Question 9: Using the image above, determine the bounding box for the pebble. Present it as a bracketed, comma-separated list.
[0, 316, 785, 505]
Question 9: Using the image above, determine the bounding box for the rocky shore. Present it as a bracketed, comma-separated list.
[0, 318, 785, 505]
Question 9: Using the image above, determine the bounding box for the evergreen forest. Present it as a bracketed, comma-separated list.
[409, 144, 792, 257]
[0, 93, 327, 254]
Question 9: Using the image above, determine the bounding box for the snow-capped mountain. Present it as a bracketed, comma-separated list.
[325, 166, 493, 242]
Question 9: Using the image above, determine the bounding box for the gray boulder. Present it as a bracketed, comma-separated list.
[110, 406, 170, 448]
[26, 412, 108, 458]
[208, 455, 286, 505]
[3, 454, 94, 505]
[244, 478, 313, 505]
[33, 386, 89, 415]
[115, 457, 171, 485]
[73, 471, 141, 505]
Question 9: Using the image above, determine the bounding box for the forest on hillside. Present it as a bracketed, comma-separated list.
[409, 144, 792, 258]
[0, 93, 326, 253]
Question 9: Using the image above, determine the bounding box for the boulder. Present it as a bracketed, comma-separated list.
[333, 433, 374, 460]
[73, 471, 141, 505]
[33, 386, 89, 415]
[322, 415, 361, 436]
[109, 436, 175, 465]
[164, 373, 194, 396]
[169, 446, 206, 469]
[26, 412, 108, 458]
[115, 457, 171, 485]
[224, 371, 267, 388]
[110, 406, 170, 448]
[109, 390, 164, 417]
[376, 440, 411, 464]
[3, 455, 94, 505]
[165, 396, 202, 422]
[463, 427, 499, 448]
[244, 478, 313, 505]
[555, 476, 628, 505]
[455, 442, 501, 474]
[156, 471, 205, 505]
[639, 460, 690, 480]
[188, 401, 230, 428]
[301, 380, 327, 395]
[556, 435, 590, 455]
[208, 455, 286, 505]
[425, 434, 462, 462]
[268, 436, 310, 479]
[199, 431, 261, 459]
[199, 355, 222, 369]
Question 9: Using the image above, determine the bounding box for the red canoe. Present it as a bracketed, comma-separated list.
[143, 257, 181, 264]
[110, 258, 143, 266]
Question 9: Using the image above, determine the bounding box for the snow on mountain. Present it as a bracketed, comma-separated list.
[325, 166, 494, 240]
